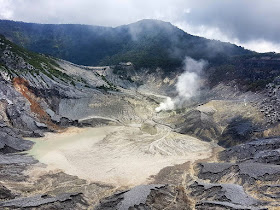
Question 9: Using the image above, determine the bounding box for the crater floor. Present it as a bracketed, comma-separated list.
[27, 124, 214, 187]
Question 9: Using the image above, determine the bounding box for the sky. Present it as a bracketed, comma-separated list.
[0, 0, 279, 53]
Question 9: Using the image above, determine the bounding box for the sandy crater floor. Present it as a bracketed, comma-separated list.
[28, 124, 214, 187]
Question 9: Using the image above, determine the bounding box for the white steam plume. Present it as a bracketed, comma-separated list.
[155, 97, 175, 112]
[156, 57, 207, 112]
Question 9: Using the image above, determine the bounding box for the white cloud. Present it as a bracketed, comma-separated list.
[175, 21, 233, 42]
[241, 40, 280, 53]
[175, 21, 280, 53]
[0, 0, 13, 19]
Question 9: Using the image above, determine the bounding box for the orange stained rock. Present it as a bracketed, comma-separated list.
[13, 77, 60, 130]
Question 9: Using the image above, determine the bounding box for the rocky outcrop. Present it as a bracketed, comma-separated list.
[190, 182, 265, 209]
[96, 185, 192, 210]
[260, 80, 280, 125]
[218, 117, 261, 148]
[195, 201, 262, 210]
[0, 75, 43, 134]
[0, 185, 15, 200]
[0, 123, 34, 153]
[0, 153, 37, 183]
[0, 193, 87, 209]
[173, 110, 221, 142]
[219, 137, 280, 163]
[188, 137, 280, 209]
[197, 162, 280, 184]
[96, 185, 164, 210]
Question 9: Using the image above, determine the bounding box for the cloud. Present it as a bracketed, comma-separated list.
[0, 0, 280, 52]
[0, 0, 187, 26]
[0, 0, 13, 19]
[174, 21, 280, 53]
[241, 40, 280, 53]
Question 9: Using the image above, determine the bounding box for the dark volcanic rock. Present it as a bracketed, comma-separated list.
[258, 185, 280, 200]
[96, 185, 165, 210]
[0, 123, 34, 153]
[218, 117, 259, 148]
[174, 110, 221, 142]
[195, 201, 263, 210]
[0, 153, 37, 165]
[0, 153, 38, 182]
[197, 162, 280, 183]
[96, 184, 192, 210]
[0, 193, 88, 209]
[252, 149, 280, 165]
[0, 185, 15, 200]
[238, 162, 280, 180]
[219, 137, 280, 164]
[0, 164, 29, 182]
[190, 181, 264, 208]
[260, 81, 280, 125]
[191, 138, 280, 209]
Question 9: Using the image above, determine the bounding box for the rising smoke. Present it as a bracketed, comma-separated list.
[155, 57, 207, 112]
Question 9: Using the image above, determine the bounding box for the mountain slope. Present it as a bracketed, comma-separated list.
[0, 34, 81, 138]
[0, 19, 252, 69]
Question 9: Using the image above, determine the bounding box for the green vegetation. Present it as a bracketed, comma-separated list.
[0, 19, 251, 71]
[207, 53, 280, 91]
[246, 79, 273, 91]
[0, 34, 79, 85]
[94, 72, 119, 92]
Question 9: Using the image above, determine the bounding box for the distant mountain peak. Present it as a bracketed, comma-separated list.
[0, 19, 252, 68]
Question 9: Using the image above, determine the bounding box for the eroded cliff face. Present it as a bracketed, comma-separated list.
[12, 77, 61, 131]
[0, 34, 280, 209]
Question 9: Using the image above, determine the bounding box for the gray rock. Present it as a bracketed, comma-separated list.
[0, 185, 15, 200]
[0, 124, 34, 153]
[198, 162, 280, 183]
[0, 78, 41, 133]
[0, 193, 87, 208]
[190, 182, 266, 209]
[34, 121, 48, 129]
[96, 185, 165, 210]
[239, 162, 280, 179]
[218, 117, 259, 148]
[174, 110, 221, 142]
[258, 185, 280, 200]
[219, 137, 280, 163]
[0, 163, 28, 182]
[0, 153, 37, 165]
[200, 162, 233, 173]
[196, 201, 264, 210]
[46, 108, 61, 122]
[252, 149, 280, 165]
